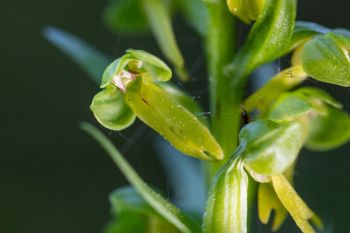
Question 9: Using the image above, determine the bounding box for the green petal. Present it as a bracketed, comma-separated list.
[203, 158, 249, 233]
[272, 175, 323, 233]
[306, 106, 350, 151]
[267, 92, 313, 120]
[258, 183, 287, 231]
[124, 77, 223, 161]
[241, 120, 304, 177]
[81, 123, 201, 233]
[302, 33, 350, 87]
[90, 88, 136, 131]
[127, 49, 172, 82]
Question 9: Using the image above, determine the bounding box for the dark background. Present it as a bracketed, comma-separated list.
[1, 0, 350, 232]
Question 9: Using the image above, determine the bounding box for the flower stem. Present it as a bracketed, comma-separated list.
[204, 0, 238, 178]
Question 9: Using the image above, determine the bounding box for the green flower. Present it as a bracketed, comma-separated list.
[91, 50, 223, 161]
[203, 120, 322, 233]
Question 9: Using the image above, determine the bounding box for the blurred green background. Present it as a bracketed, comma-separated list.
[1, 0, 350, 232]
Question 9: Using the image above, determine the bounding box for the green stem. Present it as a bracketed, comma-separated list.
[204, 0, 238, 178]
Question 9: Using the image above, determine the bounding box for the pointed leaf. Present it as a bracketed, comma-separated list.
[43, 27, 110, 83]
[90, 88, 136, 130]
[203, 158, 249, 233]
[142, 0, 188, 81]
[229, 0, 296, 73]
[81, 123, 201, 233]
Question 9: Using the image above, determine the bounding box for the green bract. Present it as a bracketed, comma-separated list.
[91, 50, 223, 161]
[230, 0, 296, 73]
[226, 0, 265, 24]
[302, 32, 350, 87]
[240, 120, 304, 177]
[203, 158, 248, 233]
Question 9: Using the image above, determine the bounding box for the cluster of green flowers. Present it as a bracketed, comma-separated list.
[46, 0, 350, 232]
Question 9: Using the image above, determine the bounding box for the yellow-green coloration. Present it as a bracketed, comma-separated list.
[226, 0, 265, 23]
[90, 88, 136, 131]
[92, 49, 223, 161]
[125, 76, 223, 161]
[142, 0, 188, 81]
[258, 183, 287, 231]
[203, 158, 248, 233]
[302, 32, 350, 87]
[272, 175, 323, 233]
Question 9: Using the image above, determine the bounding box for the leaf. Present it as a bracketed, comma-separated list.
[90, 88, 136, 131]
[81, 123, 201, 233]
[43, 27, 110, 84]
[124, 77, 224, 161]
[306, 106, 350, 151]
[272, 175, 323, 233]
[203, 158, 249, 233]
[103, 0, 150, 35]
[229, 0, 296, 74]
[142, 0, 188, 81]
[301, 33, 350, 87]
[175, 0, 208, 36]
[258, 183, 287, 231]
[240, 120, 304, 177]
[226, 0, 265, 24]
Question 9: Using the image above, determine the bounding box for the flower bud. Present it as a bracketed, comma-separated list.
[227, 0, 265, 24]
